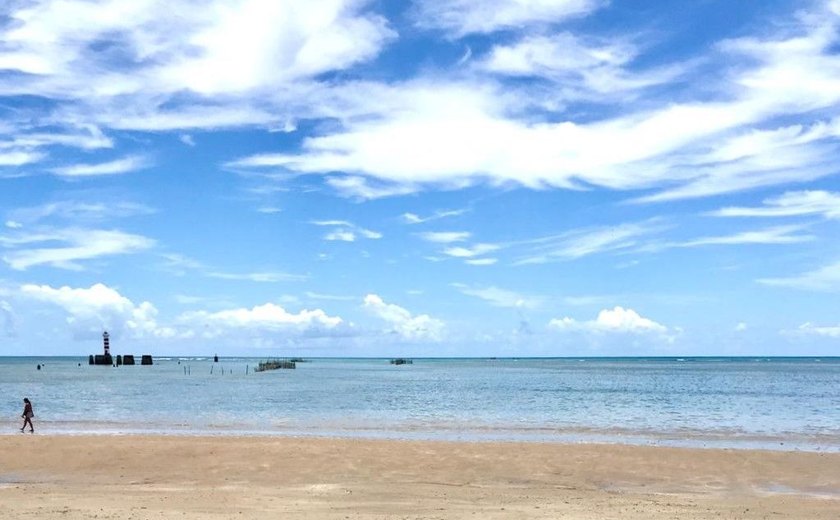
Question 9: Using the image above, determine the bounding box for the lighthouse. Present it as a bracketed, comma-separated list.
[103, 331, 110, 356]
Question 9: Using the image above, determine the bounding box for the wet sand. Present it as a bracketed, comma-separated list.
[0, 435, 837, 519]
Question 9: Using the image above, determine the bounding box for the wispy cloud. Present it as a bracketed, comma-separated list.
[785, 322, 840, 338]
[231, 4, 840, 202]
[401, 208, 467, 224]
[417, 231, 471, 243]
[413, 0, 604, 36]
[516, 221, 666, 264]
[305, 291, 355, 302]
[1, 228, 155, 270]
[465, 257, 497, 265]
[206, 271, 307, 283]
[0, 150, 45, 167]
[51, 155, 151, 177]
[0, 0, 395, 128]
[479, 33, 685, 98]
[759, 260, 840, 291]
[453, 283, 542, 308]
[442, 243, 500, 258]
[311, 219, 382, 242]
[7, 200, 155, 225]
[679, 225, 814, 247]
[708, 190, 840, 219]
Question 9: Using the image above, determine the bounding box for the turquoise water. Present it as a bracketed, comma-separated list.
[1, 357, 838, 451]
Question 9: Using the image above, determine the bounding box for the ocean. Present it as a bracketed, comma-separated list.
[1, 356, 838, 451]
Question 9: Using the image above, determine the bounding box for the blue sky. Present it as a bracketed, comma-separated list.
[1, 0, 839, 356]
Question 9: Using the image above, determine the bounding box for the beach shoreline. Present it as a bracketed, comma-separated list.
[1, 434, 837, 519]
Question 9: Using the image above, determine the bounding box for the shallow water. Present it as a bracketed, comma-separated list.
[2, 357, 838, 451]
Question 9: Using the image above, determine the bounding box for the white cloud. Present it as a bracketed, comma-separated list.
[414, 0, 603, 36]
[453, 284, 541, 308]
[0, 0, 394, 96]
[1, 300, 16, 337]
[0, 150, 45, 167]
[50, 155, 151, 177]
[20, 283, 176, 339]
[311, 219, 382, 242]
[401, 208, 466, 224]
[465, 257, 497, 265]
[479, 33, 682, 97]
[363, 293, 445, 341]
[516, 221, 665, 264]
[180, 302, 343, 336]
[759, 260, 840, 291]
[735, 322, 748, 332]
[549, 306, 668, 334]
[325, 175, 420, 200]
[418, 231, 471, 243]
[4, 126, 113, 151]
[325, 230, 356, 242]
[442, 243, 500, 258]
[206, 271, 307, 283]
[232, 6, 840, 202]
[179, 134, 196, 146]
[709, 190, 840, 219]
[305, 291, 355, 302]
[5, 221, 22, 229]
[679, 225, 814, 247]
[1, 227, 155, 270]
[0, 0, 395, 143]
[787, 322, 840, 338]
[8, 200, 155, 225]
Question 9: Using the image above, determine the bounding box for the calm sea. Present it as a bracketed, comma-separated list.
[1, 356, 838, 451]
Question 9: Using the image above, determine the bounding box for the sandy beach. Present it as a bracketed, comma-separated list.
[0, 435, 837, 519]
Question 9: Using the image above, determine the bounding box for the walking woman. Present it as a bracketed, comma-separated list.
[20, 398, 34, 433]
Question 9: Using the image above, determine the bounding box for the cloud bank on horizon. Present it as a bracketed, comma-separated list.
[1, 0, 839, 356]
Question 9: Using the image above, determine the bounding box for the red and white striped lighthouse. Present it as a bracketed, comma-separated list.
[103, 331, 110, 356]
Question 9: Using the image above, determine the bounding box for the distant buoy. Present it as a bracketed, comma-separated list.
[36, 364, 41, 370]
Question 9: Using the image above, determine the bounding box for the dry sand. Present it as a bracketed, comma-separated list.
[0, 435, 837, 519]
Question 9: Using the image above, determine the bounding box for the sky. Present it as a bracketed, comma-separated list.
[1, 0, 839, 357]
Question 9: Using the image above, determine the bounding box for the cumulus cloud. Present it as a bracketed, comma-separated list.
[363, 294, 445, 341]
[180, 302, 344, 338]
[20, 283, 175, 339]
[549, 306, 668, 334]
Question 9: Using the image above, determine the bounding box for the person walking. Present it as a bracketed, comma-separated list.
[20, 398, 34, 433]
